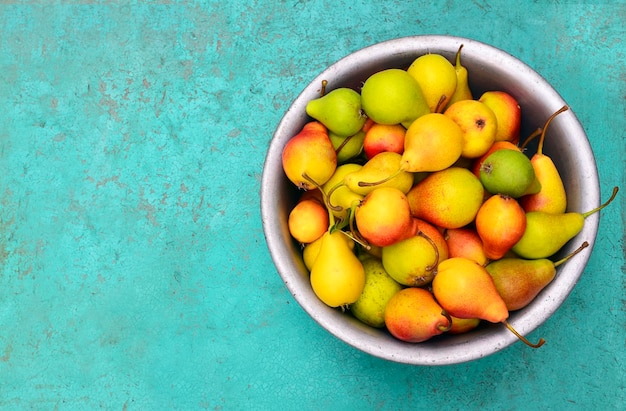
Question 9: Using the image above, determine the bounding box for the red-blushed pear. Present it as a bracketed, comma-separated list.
[384, 287, 452, 343]
[407, 167, 484, 229]
[282, 121, 337, 190]
[355, 187, 413, 248]
[288, 198, 328, 244]
[310, 231, 365, 308]
[471, 140, 521, 178]
[432, 257, 545, 348]
[444, 227, 487, 266]
[478, 91, 522, 144]
[519, 105, 569, 214]
[475, 194, 527, 260]
[363, 122, 406, 159]
[444, 99, 498, 159]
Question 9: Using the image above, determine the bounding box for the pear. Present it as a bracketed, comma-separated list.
[444, 99, 498, 159]
[413, 218, 449, 261]
[288, 198, 329, 244]
[282, 121, 337, 190]
[303, 232, 354, 271]
[475, 194, 527, 260]
[329, 130, 365, 163]
[355, 187, 413, 247]
[401, 113, 464, 172]
[360, 68, 430, 126]
[407, 167, 484, 229]
[479, 148, 540, 198]
[384, 287, 452, 343]
[306, 87, 366, 137]
[343, 152, 413, 196]
[445, 44, 473, 109]
[479, 90, 522, 144]
[349, 256, 403, 328]
[363, 122, 406, 159]
[432, 257, 545, 348]
[322, 163, 363, 221]
[512, 187, 618, 259]
[448, 316, 481, 335]
[519, 106, 569, 214]
[310, 231, 365, 308]
[486, 241, 589, 311]
[406, 53, 457, 113]
[381, 232, 440, 287]
[444, 227, 487, 266]
[471, 141, 521, 178]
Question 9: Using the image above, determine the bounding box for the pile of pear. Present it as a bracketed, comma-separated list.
[281, 45, 619, 347]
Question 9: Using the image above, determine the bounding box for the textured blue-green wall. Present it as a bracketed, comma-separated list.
[1, 2, 624, 410]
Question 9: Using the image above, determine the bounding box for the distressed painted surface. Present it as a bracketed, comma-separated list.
[0, 2, 624, 410]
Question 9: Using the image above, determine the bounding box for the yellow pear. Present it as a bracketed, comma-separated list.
[344, 152, 414, 196]
[407, 53, 457, 113]
[444, 100, 498, 159]
[322, 163, 363, 220]
[446, 44, 473, 109]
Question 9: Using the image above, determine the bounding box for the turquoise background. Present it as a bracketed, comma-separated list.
[1, 1, 624, 410]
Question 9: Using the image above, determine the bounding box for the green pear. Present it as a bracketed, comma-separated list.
[306, 88, 366, 137]
[322, 163, 364, 221]
[486, 241, 588, 311]
[479, 148, 540, 198]
[512, 187, 618, 259]
[343, 151, 414, 196]
[381, 232, 439, 287]
[329, 130, 365, 163]
[350, 255, 403, 328]
[360, 69, 430, 126]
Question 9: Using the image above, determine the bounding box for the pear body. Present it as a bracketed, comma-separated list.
[288, 198, 329, 244]
[310, 231, 365, 307]
[444, 99, 498, 159]
[382, 234, 439, 287]
[486, 258, 556, 311]
[350, 256, 403, 328]
[384, 287, 451, 343]
[329, 130, 365, 163]
[303, 232, 354, 271]
[282, 121, 337, 190]
[355, 187, 413, 247]
[407, 167, 484, 229]
[445, 227, 487, 265]
[401, 113, 464, 172]
[406, 53, 457, 113]
[479, 149, 539, 198]
[306, 88, 366, 137]
[519, 154, 567, 214]
[344, 151, 413, 195]
[432, 257, 509, 323]
[478, 91, 522, 144]
[446, 45, 473, 109]
[322, 163, 363, 220]
[475, 194, 527, 260]
[361, 69, 430, 125]
[512, 211, 584, 259]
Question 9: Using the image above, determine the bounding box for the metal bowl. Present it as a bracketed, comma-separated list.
[260, 35, 599, 365]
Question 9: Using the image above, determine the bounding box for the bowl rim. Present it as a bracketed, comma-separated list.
[261, 35, 600, 365]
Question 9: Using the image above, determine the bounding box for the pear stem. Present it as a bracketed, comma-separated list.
[334, 133, 355, 157]
[537, 105, 569, 155]
[301, 172, 337, 229]
[438, 310, 453, 333]
[502, 320, 545, 348]
[434, 94, 447, 113]
[455, 44, 464, 68]
[581, 186, 619, 218]
[320, 79, 328, 97]
[418, 230, 440, 272]
[324, 181, 347, 213]
[553, 241, 589, 267]
[519, 127, 542, 151]
[358, 166, 404, 187]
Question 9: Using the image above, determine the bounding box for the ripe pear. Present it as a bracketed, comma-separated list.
[355, 187, 413, 247]
[360, 68, 430, 126]
[406, 53, 457, 113]
[384, 287, 452, 343]
[329, 130, 365, 163]
[486, 241, 589, 311]
[519, 106, 569, 214]
[413, 218, 449, 261]
[401, 113, 464, 172]
[479, 91, 522, 144]
[310, 231, 365, 308]
[349, 256, 403, 328]
[475, 194, 527, 260]
[444, 227, 487, 266]
[445, 44, 473, 109]
[479, 149, 540, 198]
[344, 152, 413, 196]
[282, 121, 337, 190]
[363, 122, 406, 159]
[448, 316, 481, 335]
[512, 187, 618, 259]
[306, 87, 366, 137]
[444, 99, 498, 158]
[322, 163, 363, 221]
[407, 167, 484, 229]
[288, 198, 329, 244]
[303, 232, 354, 271]
[381, 232, 439, 287]
[432, 257, 545, 348]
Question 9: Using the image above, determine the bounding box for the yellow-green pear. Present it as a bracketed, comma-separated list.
[306, 87, 366, 137]
[360, 69, 430, 126]
[445, 44, 473, 109]
[350, 256, 403, 328]
[329, 130, 365, 163]
[343, 152, 414, 196]
[381, 233, 440, 287]
[407, 53, 457, 113]
[322, 163, 364, 221]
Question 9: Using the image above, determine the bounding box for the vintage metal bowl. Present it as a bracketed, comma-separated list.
[260, 35, 599, 365]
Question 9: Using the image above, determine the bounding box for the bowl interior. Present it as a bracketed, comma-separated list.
[261, 35, 600, 365]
